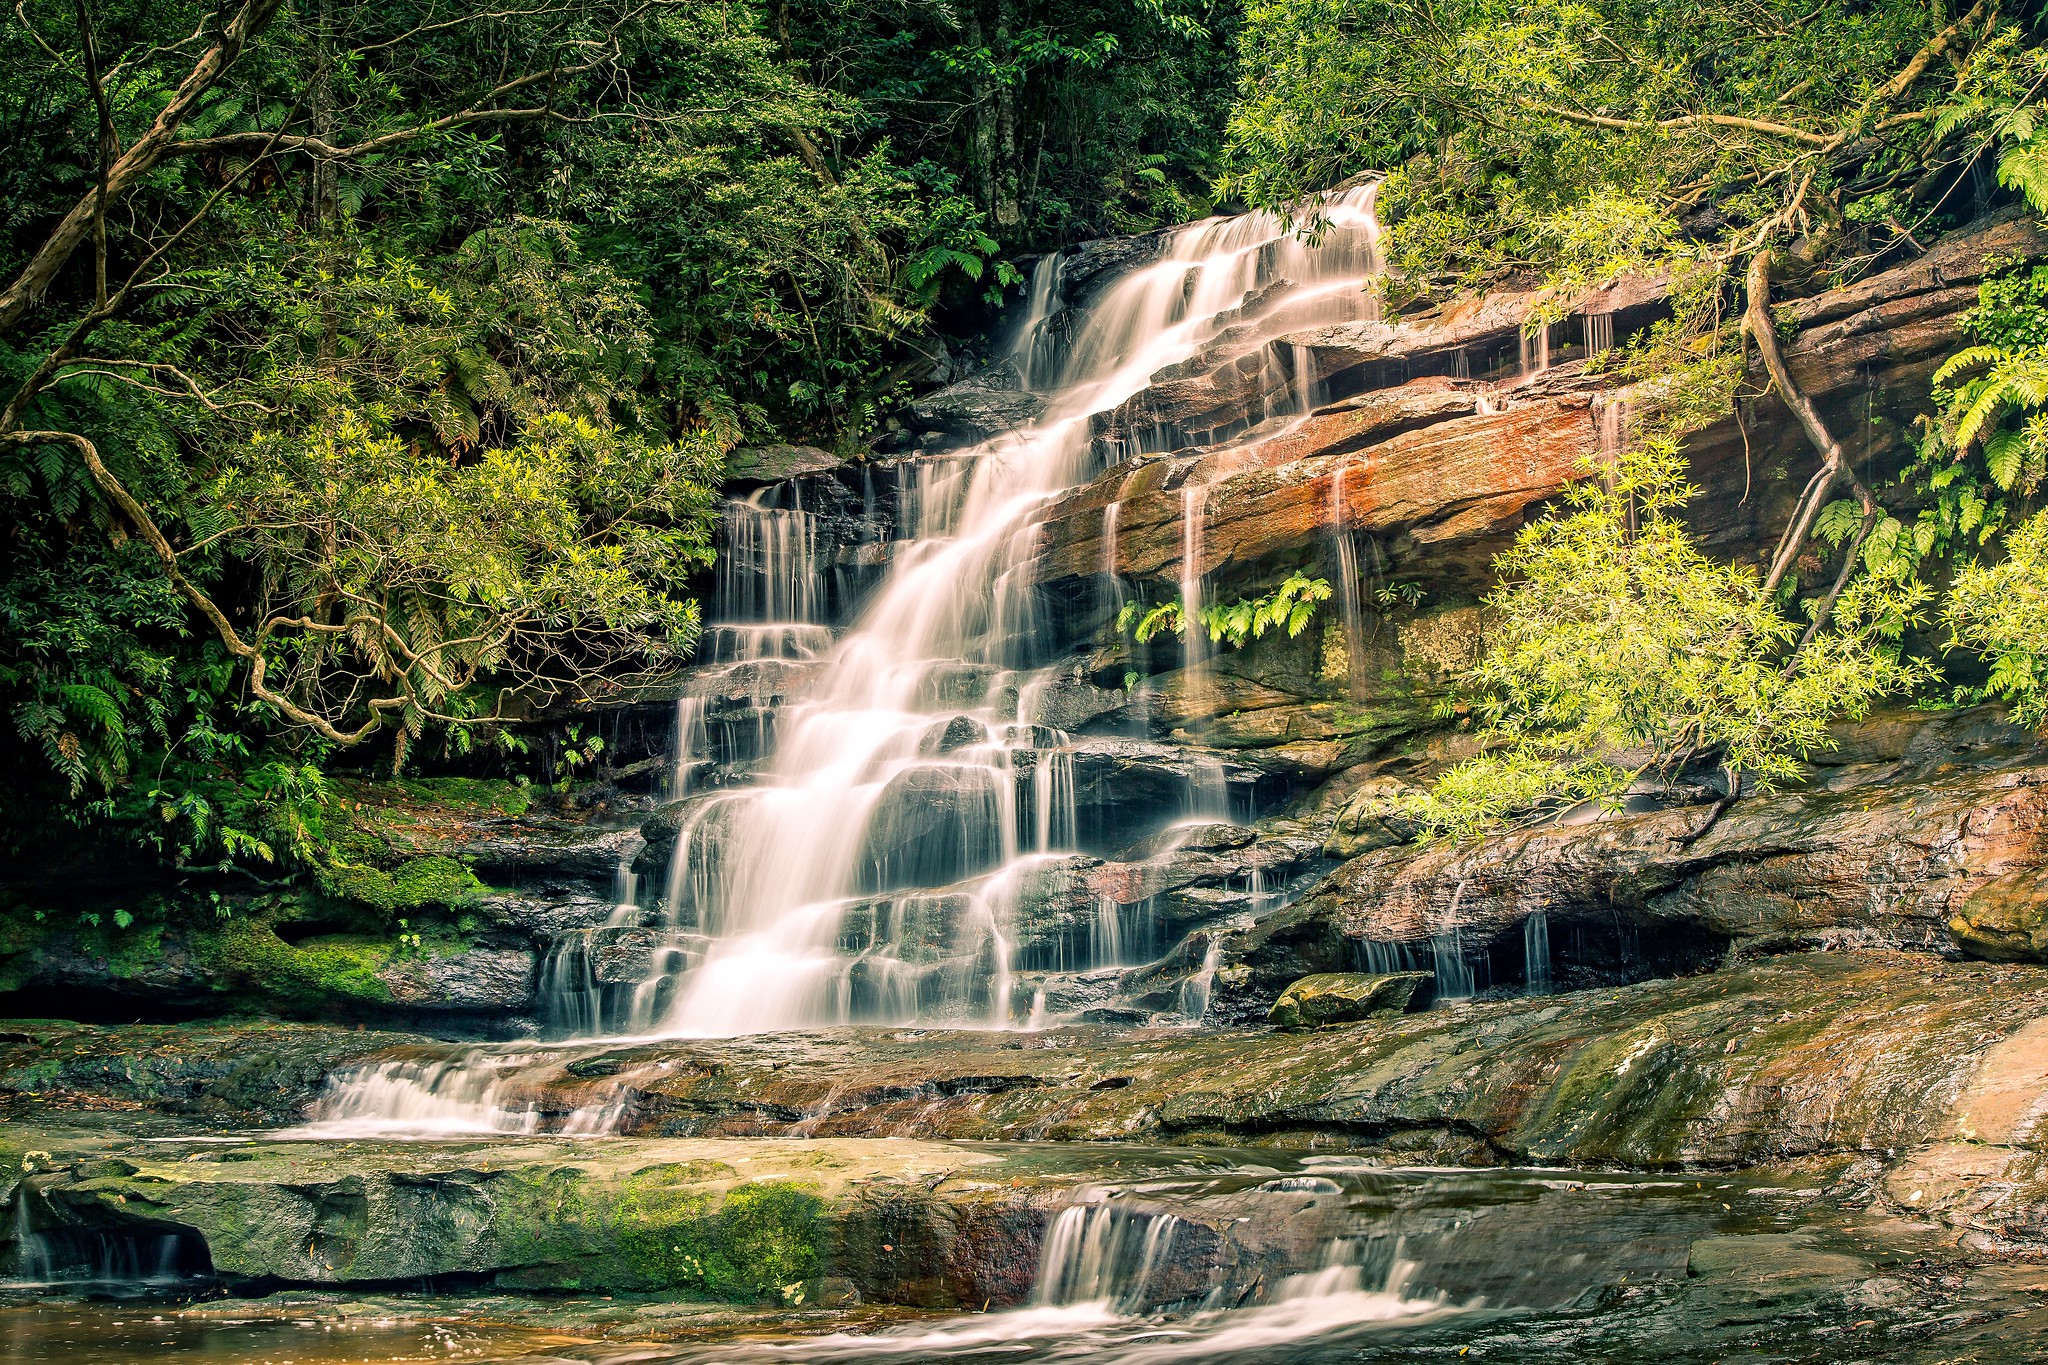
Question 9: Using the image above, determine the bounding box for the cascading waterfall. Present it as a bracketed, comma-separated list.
[1524, 910, 1553, 993]
[1033, 1202, 1185, 1310]
[565, 184, 1386, 1039]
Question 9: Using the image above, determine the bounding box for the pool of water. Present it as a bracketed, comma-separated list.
[0, 1302, 571, 1363]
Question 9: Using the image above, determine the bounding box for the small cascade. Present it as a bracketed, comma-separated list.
[671, 696, 708, 796]
[1598, 394, 1634, 535]
[1032, 1202, 1185, 1310]
[1179, 937, 1223, 1021]
[1101, 498, 1125, 626]
[719, 488, 823, 625]
[5, 1193, 195, 1292]
[539, 931, 606, 1036]
[1583, 309, 1615, 357]
[1010, 254, 1067, 390]
[1524, 910, 1553, 994]
[288, 1054, 549, 1138]
[1328, 458, 1366, 695]
[702, 622, 835, 663]
[1179, 482, 1210, 717]
[1431, 882, 1478, 1001]
[1518, 319, 1550, 379]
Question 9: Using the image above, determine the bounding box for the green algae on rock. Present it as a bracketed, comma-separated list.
[1267, 972, 1429, 1029]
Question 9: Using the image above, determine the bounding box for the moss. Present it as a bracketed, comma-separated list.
[326, 856, 482, 913]
[197, 922, 393, 1005]
[609, 1170, 824, 1299]
[392, 776, 533, 816]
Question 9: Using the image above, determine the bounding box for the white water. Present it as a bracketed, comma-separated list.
[614, 1193, 1453, 1364]
[608, 185, 1387, 1038]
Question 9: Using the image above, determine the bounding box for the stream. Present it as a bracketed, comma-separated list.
[7, 1153, 2047, 1362]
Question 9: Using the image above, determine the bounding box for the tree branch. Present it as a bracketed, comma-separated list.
[1, 428, 394, 746]
[1744, 251, 1882, 629]
[0, 0, 287, 334]
[1536, 103, 1832, 146]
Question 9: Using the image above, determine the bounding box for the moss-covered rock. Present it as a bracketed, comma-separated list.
[326, 856, 483, 913]
[195, 922, 394, 1004]
[0, 1131, 1099, 1306]
[1267, 971, 1429, 1029]
[1949, 866, 2048, 962]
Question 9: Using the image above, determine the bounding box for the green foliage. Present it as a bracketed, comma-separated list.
[1899, 262, 2048, 567]
[1220, 0, 2043, 309]
[1118, 575, 1333, 647]
[1944, 509, 2048, 727]
[1402, 439, 1930, 841]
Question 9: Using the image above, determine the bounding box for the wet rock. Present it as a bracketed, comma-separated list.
[221, 953, 2048, 1171]
[724, 444, 844, 488]
[377, 947, 537, 1013]
[904, 361, 1045, 441]
[1949, 866, 2048, 961]
[920, 715, 987, 754]
[1039, 394, 1599, 602]
[0, 1130, 1133, 1306]
[1055, 232, 1168, 308]
[1242, 733, 2048, 1004]
[1267, 972, 1429, 1029]
[0, 1021, 427, 1123]
[860, 765, 1009, 892]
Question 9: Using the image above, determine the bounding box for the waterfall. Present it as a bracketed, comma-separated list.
[672, 695, 708, 796]
[1525, 910, 1553, 994]
[593, 184, 1388, 1038]
[1032, 1203, 1184, 1310]
[1179, 937, 1223, 1021]
[1329, 459, 1366, 695]
[1179, 481, 1210, 716]
[1518, 320, 1549, 379]
[719, 488, 822, 625]
[1584, 309, 1614, 357]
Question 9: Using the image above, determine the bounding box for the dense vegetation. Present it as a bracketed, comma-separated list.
[1215, 0, 2048, 829]
[0, 0, 1234, 899]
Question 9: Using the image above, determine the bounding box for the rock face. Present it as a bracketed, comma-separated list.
[1207, 707, 2048, 1020]
[1266, 971, 1429, 1028]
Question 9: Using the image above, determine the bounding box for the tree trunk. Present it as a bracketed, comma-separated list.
[992, 0, 1021, 232]
[965, 4, 997, 221]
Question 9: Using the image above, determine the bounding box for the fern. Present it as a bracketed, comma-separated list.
[1998, 134, 2048, 216]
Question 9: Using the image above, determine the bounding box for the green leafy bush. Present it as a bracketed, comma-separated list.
[1402, 440, 1929, 841]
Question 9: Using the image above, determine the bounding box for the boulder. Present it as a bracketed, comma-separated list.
[904, 361, 1045, 441]
[724, 444, 844, 489]
[1948, 866, 2048, 962]
[1267, 971, 1429, 1029]
[377, 947, 537, 1012]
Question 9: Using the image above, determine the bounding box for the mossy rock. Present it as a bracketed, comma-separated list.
[195, 921, 393, 1005]
[608, 1173, 824, 1298]
[327, 856, 482, 913]
[1267, 972, 1430, 1029]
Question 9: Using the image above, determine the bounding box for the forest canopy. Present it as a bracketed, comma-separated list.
[0, 0, 1233, 871]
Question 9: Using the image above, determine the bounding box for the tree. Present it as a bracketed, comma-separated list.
[1403, 431, 1930, 842]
